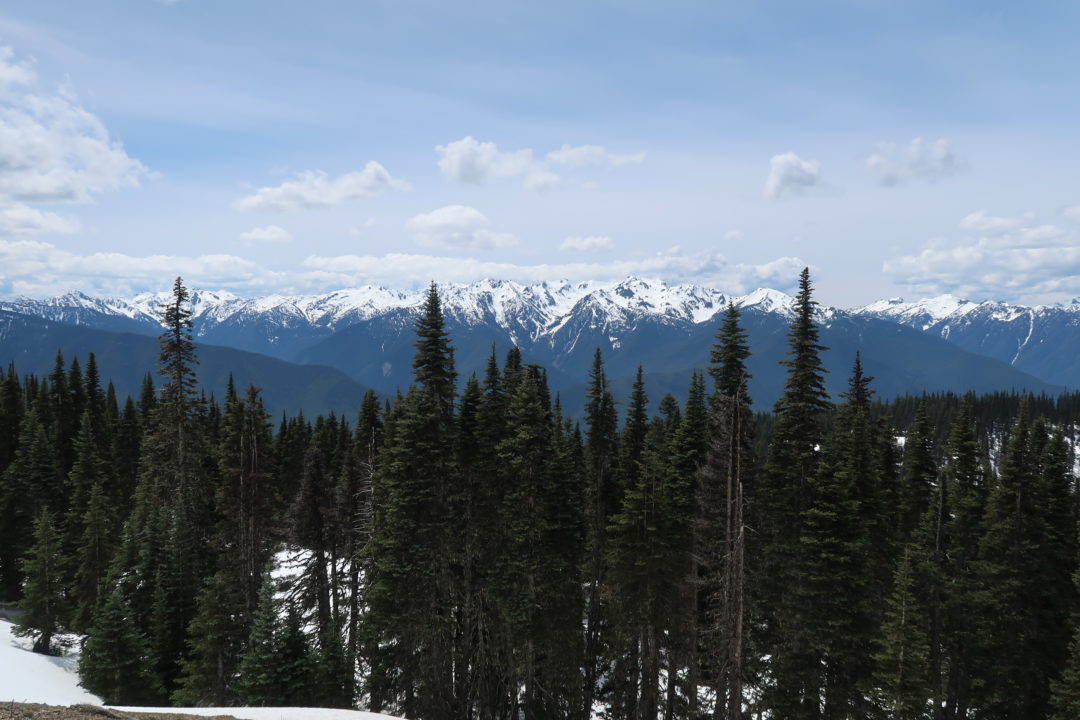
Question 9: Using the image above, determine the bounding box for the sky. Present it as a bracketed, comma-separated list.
[0, 0, 1079, 306]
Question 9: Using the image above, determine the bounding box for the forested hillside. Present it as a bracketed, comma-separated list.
[3, 272, 1080, 719]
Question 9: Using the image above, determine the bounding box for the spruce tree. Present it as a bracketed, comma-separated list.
[14, 508, 67, 654]
[873, 546, 931, 720]
[582, 347, 619, 719]
[365, 282, 459, 719]
[79, 585, 162, 705]
[756, 267, 831, 719]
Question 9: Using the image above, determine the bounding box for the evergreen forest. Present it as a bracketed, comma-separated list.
[6, 270, 1080, 720]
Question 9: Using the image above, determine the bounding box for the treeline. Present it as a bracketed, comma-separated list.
[3, 271, 1080, 719]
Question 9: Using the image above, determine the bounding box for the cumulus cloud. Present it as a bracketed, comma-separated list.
[0, 237, 278, 297]
[884, 210, 1080, 301]
[560, 235, 615, 252]
[436, 136, 646, 192]
[0, 46, 148, 236]
[0, 237, 805, 299]
[546, 144, 645, 168]
[235, 162, 410, 212]
[764, 152, 821, 200]
[0, 204, 80, 236]
[239, 225, 292, 244]
[407, 205, 518, 250]
[866, 137, 964, 187]
[436, 136, 536, 184]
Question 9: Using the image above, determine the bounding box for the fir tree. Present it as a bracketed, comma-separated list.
[80, 585, 162, 705]
[756, 267, 831, 719]
[874, 546, 931, 720]
[14, 508, 67, 654]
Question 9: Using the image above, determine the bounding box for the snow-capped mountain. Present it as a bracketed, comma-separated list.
[0, 278, 791, 357]
[0, 279, 1070, 411]
[851, 295, 1080, 388]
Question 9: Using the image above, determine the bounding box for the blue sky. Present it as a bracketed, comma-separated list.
[1, 0, 1079, 305]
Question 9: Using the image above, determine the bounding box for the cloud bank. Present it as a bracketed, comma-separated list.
[0, 237, 805, 299]
[885, 210, 1080, 301]
[235, 163, 410, 211]
[0, 46, 148, 236]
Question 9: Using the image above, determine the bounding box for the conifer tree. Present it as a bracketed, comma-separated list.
[874, 546, 931, 720]
[698, 302, 753, 719]
[173, 570, 246, 705]
[582, 347, 619, 719]
[365, 282, 459, 719]
[72, 480, 114, 632]
[14, 508, 66, 654]
[0, 406, 59, 599]
[79, 585, 162, 705]
[756, 267, 831, 718]
[237, 576, 284, 706]
[975, 398, 1059, 718]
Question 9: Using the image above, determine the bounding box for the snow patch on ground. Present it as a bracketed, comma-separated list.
[0, 619, 103, 705]
[115, 708, 400, 720]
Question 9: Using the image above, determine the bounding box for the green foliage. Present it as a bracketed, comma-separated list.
[79, 585, 162, 705]
[14, 508, 67, 654]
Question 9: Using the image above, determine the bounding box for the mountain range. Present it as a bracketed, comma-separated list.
[1, 278, 1075, 417]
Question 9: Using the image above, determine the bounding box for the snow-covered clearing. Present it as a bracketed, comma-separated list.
[118, 708, 400, 720]
[1, 619, 402, 720]
[0, 619, 102, 705]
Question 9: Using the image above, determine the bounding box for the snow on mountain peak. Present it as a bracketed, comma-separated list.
[855, 293, 980, 328]
[735, 288, 795, 315]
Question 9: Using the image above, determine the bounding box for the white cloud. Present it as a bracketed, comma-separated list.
[764, 152, 821, 200]
[235, 162, 410, 212]
[436, 137, 645, 192]
[436, 136, 536, 184]
[523, 169, 561, 192]
[303, 249, 806, 295]
[866, 137, 964, 187]
[0, 237, 277, 297]
[239, 225, 292, 244]
[560, 235, 615, 252]
[0, 46, 148, 236]
[407, 205, 518, 250]
[0, 204, 80, 236]
[546, 144, 645, 168]
[1063, 205, 1080, 223]
[0, 47, 35, 89]
[0, 237, 805, 299]
[959, 210, 1033, 235]
[884, 210, 1080, 301]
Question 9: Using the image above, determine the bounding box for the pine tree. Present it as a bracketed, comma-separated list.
[173, 570, 246, 705]
[14, 508, 67, 654]
[72, 480, 114, 632]
[1, 405, 58, 599]
[938, 391, 985, 719]
[365, 282, 459, 719]
[974, 398, 1056, 718]
[79, 585, 162, 705]
[237, 576, 284, 706]
[873, 546, 931, 720]
[582, 347, 619, 719]
[698, 302, 753, 719]
[756, 267, 832, 719]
